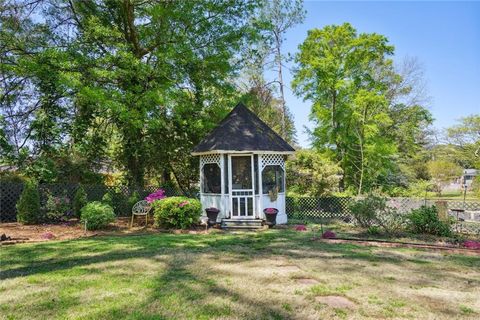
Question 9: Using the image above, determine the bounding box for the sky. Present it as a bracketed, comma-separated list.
[278, 1, 480, 147]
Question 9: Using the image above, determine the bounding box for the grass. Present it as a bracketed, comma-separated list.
[1, 229, 479, 319]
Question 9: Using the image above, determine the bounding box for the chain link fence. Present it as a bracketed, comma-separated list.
[0, 182, 191, 222]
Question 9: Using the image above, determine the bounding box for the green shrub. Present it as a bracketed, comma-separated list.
[349, 194, 385, 228]
[153, 196, 201, 229]
[80, 201, 115, 230]
[349, 194, 406, 234]
[73, 186, 87, 218]
[407, 205, 452, 237]
[16, 180, 41, 224]
[367, 226, 381, 235]
[102, 192, 113, 206]
[45, 192, 71, 222]
[127, 191, 140, 210]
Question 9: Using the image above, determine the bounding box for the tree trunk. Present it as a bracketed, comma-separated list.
[274, 30, 286, 139]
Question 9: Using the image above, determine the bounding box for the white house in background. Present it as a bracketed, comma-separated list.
[463, 169, 478, 187]
[191, 103, 295, 228]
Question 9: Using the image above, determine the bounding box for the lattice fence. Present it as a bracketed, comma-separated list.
[286, 197, 353, 220]
[0, 183, 189, 222]
[286, 196, 480, 235]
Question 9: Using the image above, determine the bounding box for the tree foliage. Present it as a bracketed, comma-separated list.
[286, 149, 342, 197]
[292, 23, 433, 195]
[0, 0, 260, 190]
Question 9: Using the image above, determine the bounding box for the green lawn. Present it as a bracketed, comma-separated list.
[1, 230, 479, 320]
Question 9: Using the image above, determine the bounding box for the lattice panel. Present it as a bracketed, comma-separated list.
[261, 154, 285, 170]
[200, 154, 221, 168]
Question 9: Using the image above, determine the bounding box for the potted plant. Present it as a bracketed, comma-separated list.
[205, 207, 220, 225]
[264, 207, 278, 227]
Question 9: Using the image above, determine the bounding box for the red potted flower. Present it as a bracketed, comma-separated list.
[205, 207, 220, 225]
[264, 207, 278, 227]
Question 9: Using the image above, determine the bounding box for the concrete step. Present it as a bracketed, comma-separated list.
[221, 219, 264, 229]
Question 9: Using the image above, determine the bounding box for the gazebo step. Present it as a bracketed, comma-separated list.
[221, 219, 264, 229]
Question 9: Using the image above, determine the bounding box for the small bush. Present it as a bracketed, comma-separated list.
[45, 192, 71, 222]
[80, 201, 115, 230]
[16, 180, 41, 224]
[349, 194, 385, 228]
[367, 226, 381, 235]
[102, 192, 113, 206]
[407, 205, 452, 237]
[153, 196, 201, 229]
[73, 186, 87, 218]
[350, 194, 406, 234]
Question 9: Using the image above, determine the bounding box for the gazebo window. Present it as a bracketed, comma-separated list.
[262, 165, 284, 194]
[202, 163, 221, 194]
[232, 156, 252, 189]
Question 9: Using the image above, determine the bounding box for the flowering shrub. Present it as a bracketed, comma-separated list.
[45, 193, 71, 222]
[41, 232, 55, 240]
[322, 230, 336, 239]
[153, 196, 201, 229]
[464, 240, 480, 250]
[178, 200, 189, 207]
[264, 208, 278, 214]
[145, 189, 166, 203]
[295, 225, 307, 231]
[80, 201, 115, 230]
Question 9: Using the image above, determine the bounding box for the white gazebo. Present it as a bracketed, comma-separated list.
[192, 103, 295, 227]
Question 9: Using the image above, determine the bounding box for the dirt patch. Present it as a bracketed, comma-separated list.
[296, 278, 319, 285]
[315, 295, 356, 309]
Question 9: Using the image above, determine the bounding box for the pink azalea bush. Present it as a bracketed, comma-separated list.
[145, 189, 166, 203]
[464, 240, 480, 250]
[295, 225, 307, 231]
[322, 230, 336, 239]
[152, 196, 201, 229]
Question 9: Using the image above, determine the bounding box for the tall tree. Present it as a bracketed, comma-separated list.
[252, 0, 304, 139]
[1, 0, 260, 189]
[292, 23, 397, 194]
[446, 115, 480, 168]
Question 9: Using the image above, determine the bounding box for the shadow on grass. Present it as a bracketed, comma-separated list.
[2, 229, 479, 282]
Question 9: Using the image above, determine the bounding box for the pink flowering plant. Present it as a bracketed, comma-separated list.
[322, 230, 336, 239]
[145, 189, 166, 203]
[464, 240, 480, 250]
[264, 207, 278, 214]
[152, 196, 201, 229]
[295, 225, 307, 231]
[41, 232, 55, 240]
[178, 200, 189, 208]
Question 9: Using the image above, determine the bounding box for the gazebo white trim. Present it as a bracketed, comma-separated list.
[193, 103, 295, 226]
[198, 151, 289, 224]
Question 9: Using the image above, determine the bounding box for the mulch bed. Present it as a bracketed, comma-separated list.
[0, 217, 210, 245]
[317, 237, 480, 256]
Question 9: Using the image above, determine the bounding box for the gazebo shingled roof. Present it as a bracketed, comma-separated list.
[192, 103, 295, 154]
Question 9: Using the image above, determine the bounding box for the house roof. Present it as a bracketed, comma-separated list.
[192, 103, 295, 154]
[463, 169, 478, 175]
